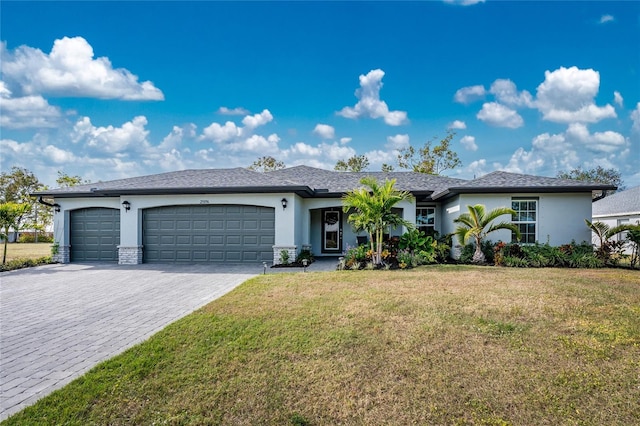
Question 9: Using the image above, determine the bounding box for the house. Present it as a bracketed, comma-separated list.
[592, 186, 640, 253]
[34, 166, 614, 264]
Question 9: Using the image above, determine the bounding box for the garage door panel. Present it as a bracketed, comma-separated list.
[70, 208, 120, 262]
[143, 205, 274, 263]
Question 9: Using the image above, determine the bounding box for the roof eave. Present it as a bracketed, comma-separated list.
[34, 185, 316, 198]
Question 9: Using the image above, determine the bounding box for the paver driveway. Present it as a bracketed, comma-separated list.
[0, 262, 260, 420]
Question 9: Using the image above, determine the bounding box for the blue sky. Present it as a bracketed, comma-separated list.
[1, 1, 639, 188]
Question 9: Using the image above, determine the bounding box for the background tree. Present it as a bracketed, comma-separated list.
[56, 171, 89, 188]
[454, 204, 520, 264]
[334, 155, 370, 172]
[0, 202, 30, 263]
[0, 167, 47, 241]
[396, 130, 461, 175]
[381, 163, 394, 172]
[557, 166, 623, 200]
[342, 177, 414, 264]
[248, 156, 285, 172]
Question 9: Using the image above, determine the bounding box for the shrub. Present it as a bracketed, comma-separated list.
[295, 249, 314, 264]
[279, 249, 290, 265]
[0, 256, 52, 272]
[17, 233, 54, 243]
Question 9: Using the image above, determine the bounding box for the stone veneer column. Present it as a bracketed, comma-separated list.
[272, 245, 297, 266]
[52, 245, 70, 264]
[118, 246, 143, 265]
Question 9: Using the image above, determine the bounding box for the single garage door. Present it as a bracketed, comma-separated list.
[70, 208, 121, 262]
[143, 205, 275, 263]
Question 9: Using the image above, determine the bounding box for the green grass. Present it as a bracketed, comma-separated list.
[2, 242, 52, 262]
[4, 266, 640, 425]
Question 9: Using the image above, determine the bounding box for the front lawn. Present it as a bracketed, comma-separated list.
[2, 243, 51, 262]
[4, 267, 639, 425]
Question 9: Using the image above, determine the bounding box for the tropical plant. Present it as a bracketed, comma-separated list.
[0, 202, 30, 264]
[626, 223, 640, 268]
[585, 219, 633, 265]
[342, 177, 414, 264]
[454, 204, 520, 264]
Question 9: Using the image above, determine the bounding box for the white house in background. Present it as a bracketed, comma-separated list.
[34, 166, 613, 265]
[592, 186, 640, 254]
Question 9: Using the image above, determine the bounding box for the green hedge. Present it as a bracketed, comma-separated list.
[0, 256, 53, 272]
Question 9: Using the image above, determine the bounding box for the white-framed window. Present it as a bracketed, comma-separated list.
[511, 199, 537, 243]
[416, 207, 436, 236]
[617, 219, 630, 242]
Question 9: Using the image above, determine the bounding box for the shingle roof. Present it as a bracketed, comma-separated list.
[35, 166, 616, 199]
[37, 168, 308, 196]
[592, 186, 640, 217]
[267, 165, 465, 195]
[430, 171, 615, 199]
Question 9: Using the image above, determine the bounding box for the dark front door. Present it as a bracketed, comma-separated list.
[322, 209, 342, 253]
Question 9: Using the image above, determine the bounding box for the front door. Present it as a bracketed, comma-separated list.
[322, 209, 342, 253]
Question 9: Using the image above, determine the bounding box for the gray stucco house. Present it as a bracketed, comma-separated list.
[35, 166, 613, 265]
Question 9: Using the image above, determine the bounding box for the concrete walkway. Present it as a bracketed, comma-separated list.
[0, 262, 261, 420]
[0, 258, 338, 420]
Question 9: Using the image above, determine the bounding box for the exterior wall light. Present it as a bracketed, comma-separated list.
[281, 198, 288, 209]
[53, 203, 61, 213]
[122, 200, 131, 211]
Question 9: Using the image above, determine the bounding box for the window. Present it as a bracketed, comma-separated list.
[617, 219, 630, 242]
[511, 199, 537, 243]
[416, 207, 436, 236]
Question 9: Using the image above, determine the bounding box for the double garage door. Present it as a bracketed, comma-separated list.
[143, 205, 274, 263]
[69, 205, 275, 263]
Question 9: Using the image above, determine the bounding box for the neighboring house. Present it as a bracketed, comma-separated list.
[592, 186, 640, 254]
[34, 166, 613, 265]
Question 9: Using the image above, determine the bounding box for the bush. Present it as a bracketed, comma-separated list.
[295, 249, 314, 264]
[17, 234, 54, 243]
[493, 241, 604, 269]
[0, 256, 53, 272]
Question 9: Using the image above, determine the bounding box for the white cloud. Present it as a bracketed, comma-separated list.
[385, 134, 410, 149]
[0, 93, 62, 129]
[599, 14, 614, 24]
[218, 106, 249, 115]
[1, 37, 163, 100]
[201, 121, 241, 143]
[158, 124, 197, 151]
[339, 137, 352, 145]
[477, 102, 524, 128]
[535, 66, 616, 123]
[565, 122, 626, 153]
[337, 69, 408, 126]
[288, 142, 322, 157]
[454, 85, 486, 104]
[632, 103, 640, 133]
[313, 124, 335, 139]
[489, 79, 534, 107]
[241, 109, 273, 128]
[467, 159, 488, 177]
[71, 116, 151, 154]
[460, 135, 478, 151]
[613, 91, 624, 107]
[448, 120, 467, 130]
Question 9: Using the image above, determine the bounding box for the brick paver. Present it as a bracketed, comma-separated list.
[0, 262, 261, 420]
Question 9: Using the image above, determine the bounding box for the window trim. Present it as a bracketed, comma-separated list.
[511, 198, 538, 244]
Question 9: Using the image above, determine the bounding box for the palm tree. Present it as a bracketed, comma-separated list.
[342, 177, 414, 264]
[585, 219, 634, 261]
[454, 204, 520, 264]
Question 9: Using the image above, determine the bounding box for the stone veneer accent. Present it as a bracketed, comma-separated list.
[118, 246, 143, 265]
[273, 245, 297, 265]
[52, 245, 70, 264]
